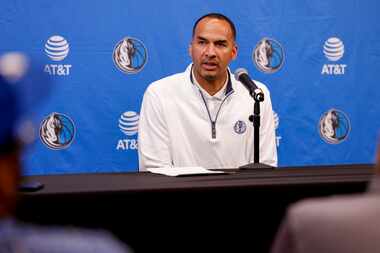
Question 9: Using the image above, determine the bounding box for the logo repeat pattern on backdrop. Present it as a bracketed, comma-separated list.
[1, 1, 378, 175]
[116, 111, 139, 151]
[44, 35, 72, 76]
[113, 37, 148, 74]
[40, 112, 76, 150]
[253, 38, 285, 74]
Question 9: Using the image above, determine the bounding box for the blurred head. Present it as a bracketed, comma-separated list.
[189, 13, 237, 86]
[0, 72, 21, 217]
[0, 52, 50, 217]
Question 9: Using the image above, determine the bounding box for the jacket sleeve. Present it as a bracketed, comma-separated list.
[259, 87, 278, 167]
[138, 87, 172, 171]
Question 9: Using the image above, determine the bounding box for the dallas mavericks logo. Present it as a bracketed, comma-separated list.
[253, 38, 284, 73]
[119, 111, 139, 136]
[323, 37, 344, 61]
[113, 37, 148, 74]
[40, 112, 75, 149]
[234, 120, 247, 134]
[44, 35, 70, 61]
[319, 109, 351, 144]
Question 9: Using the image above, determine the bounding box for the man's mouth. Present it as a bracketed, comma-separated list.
[202, 61, 218, 70]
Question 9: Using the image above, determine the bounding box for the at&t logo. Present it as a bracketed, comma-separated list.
[116, 111, 139, 151]
[321, 37, 347, 75]
[44, 35, 72, 76]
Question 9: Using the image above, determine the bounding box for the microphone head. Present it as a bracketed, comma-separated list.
[234, 68, 248, 81]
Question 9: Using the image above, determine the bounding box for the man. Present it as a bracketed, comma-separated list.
[271, 150, 380, 253]
[138, 13, 277, 170]
[0, 53, 132, 253]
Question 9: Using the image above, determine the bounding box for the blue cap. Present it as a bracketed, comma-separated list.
[0, 52, 51, 150]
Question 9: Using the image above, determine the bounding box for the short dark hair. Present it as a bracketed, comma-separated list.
[192, 13, 236, 41]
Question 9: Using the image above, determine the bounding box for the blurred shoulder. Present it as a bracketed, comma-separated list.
[17, 223, 132, 253]
[146, 70, 187, 96]
[288, 193, 380, 228]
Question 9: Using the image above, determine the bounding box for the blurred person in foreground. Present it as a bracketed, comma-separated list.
[0, 52, 132, 253]
[271, 146, 380, 253]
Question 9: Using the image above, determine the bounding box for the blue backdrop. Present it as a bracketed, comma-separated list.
[1, 0, 379, 175]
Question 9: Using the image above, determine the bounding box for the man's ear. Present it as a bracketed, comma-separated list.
[231, 44, 238, 60]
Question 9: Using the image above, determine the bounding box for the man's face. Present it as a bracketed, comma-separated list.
[0, 152, 20, 217]
[189, 18, 237, 84]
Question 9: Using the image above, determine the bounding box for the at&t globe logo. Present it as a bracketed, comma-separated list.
[40, 112, 76, 150]
[321, 37, 347, 75]
[323, 37, 344, 61]
[44, 35, 72, 76]
[45, 35, 69, 61]
[119, 111, 139, 135]
[318, 109, 351, 144]
[253, 38, 284, 73]
[113, 37, 148, 74]
[116, 111, 139, 151]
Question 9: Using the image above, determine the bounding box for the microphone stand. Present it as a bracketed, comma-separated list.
[239, 90, 273, 170]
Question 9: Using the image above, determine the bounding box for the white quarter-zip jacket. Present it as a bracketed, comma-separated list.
[138, 64, 277, 171]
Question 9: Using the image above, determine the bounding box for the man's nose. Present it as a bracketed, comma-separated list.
[204, 44, 216, 57]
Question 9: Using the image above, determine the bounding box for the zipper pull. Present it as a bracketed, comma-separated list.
[211, 121, 216, 139]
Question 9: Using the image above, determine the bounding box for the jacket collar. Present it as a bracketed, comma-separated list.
[188, 64, 234, 96]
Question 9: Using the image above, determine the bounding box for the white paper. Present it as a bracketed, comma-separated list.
[147, 167, 225, 176]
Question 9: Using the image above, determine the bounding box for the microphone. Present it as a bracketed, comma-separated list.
[234, 68, 264, 102]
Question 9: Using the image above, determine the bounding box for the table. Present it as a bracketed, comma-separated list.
[17, 164, 374, 252]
